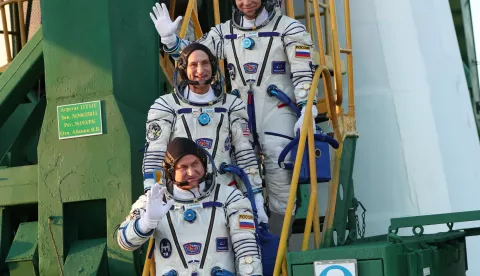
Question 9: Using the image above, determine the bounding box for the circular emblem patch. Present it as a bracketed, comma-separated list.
[147, 123, 161, 141]
[159, 238, 172, 258]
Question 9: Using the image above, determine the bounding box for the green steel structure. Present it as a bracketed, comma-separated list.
[0, 0, 479, 275]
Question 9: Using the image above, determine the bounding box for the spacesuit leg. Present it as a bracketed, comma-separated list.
[260, 106, 297, 237]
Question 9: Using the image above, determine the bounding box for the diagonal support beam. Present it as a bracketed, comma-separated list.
[0, 28, 43, 128]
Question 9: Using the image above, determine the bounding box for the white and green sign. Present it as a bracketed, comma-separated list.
[57, 100, 103, 140]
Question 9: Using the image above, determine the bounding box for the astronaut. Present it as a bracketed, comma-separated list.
[142, 42, 268, 224]
[119, 137, 263, 275]
[150, 0, 318, 235]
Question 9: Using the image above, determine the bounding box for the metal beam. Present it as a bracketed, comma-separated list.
[0, 165, 37, 206]
[0, 27, 43, 128]
[389, 210, 480, 231]
[0, 97, 45, 166]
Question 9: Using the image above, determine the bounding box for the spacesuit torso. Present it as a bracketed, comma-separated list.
[117, 183, 262, 276]
[162, 5, 316, 219]
[142, 85, 261, 194]
[194, 10, 315, 216]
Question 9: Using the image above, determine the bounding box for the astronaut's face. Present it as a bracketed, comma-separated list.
[186, 50, 212, 93]
[174, 154, 205, 190]
[235, 0, 261, 20]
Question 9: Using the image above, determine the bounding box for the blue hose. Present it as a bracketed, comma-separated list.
[219, 163, 258, 224]
[219, 163, 279, 276]
[211, 266, 235, 276]
[267, 85, 301, 117]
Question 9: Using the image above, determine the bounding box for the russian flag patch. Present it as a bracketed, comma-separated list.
[295, 45, 311, 59]
[241, 122, 250, 137]
[238, 214, 255, 230]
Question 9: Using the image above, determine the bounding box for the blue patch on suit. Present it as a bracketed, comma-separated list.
[225, 137, 231, 151]
[271, 61, 286, 74]
[160, 238, 172, 258]
[196, 138, 213, 149]
[227, 63, 236, 80]
[243, 63, 258, 74]
[216, 237, 229, 252]
[183, 242, 202, 255]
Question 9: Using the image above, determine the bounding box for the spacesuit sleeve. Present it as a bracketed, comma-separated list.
[225, 188, 263, 275]
[282, 18, 317, 106]
[142, 97, 175, 192]
[229, 98, 263, 194]
[162, 23, 226, 60]
[117, 195, 153, 251]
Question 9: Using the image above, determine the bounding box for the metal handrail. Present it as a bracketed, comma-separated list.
[344, 0, 355, 116]
[296, 0, 356, 114]
[0, 0, 30, 70]
[328, 0, 343, 105]
[142, 237, 155, 276]
[212, 0, 226, 91]
[273, 65, 340, 276]
[273, 0, 357, 272]
[179, 0, 201, 39]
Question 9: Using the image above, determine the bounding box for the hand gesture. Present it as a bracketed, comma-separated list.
[293, 105, 318, 135]
[139, 184, 174, 231]
[149, 3, 182, 39]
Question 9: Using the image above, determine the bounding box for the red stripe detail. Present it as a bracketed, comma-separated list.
[296, 52, 310, 58]
[239, 222, 255, 229]
[228, 180, 238, 187]
[277, 103, 287, 108]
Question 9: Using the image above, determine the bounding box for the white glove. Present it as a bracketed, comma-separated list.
[254, 193, 269, 224]
[293, 105, 318, 135]
[149, 3, 182, 46]
[247, 169, 262, 187]
[138, 184, 174, 232]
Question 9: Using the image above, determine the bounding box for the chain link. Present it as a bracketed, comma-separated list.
[354, 199, 366, 238]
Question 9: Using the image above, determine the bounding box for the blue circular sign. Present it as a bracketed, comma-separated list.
[319, 265, 353, 276]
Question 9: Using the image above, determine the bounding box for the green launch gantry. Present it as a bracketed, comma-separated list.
[1, 0, 480, 276]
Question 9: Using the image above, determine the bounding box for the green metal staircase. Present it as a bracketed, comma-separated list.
[0, 0, 166, 273]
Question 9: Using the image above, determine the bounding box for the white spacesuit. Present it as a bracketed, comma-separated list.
[118, 183, 262, 275]
[142, 85, 261, 193]
[142, 43, 267, 223]
[150, 0, 318, 231]
[119, 138, 262, 275]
